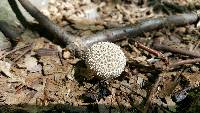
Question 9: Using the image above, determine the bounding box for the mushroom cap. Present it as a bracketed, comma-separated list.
[85, 42, 126, 79]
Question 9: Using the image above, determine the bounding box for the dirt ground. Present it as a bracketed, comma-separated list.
[0, 0, 200, 113]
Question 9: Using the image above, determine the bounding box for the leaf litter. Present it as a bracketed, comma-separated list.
[0, 0, 200, 113]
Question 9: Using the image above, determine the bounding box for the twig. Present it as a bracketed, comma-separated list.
[13, 46, 32, 62]
[136, 41, 168, 63]
[169, 58, 200, 68]
[35, 48, 58, 56]
[153, 38, 200, 58]
[136, 42, 163, 57]
[154, 44, 200, 58]
[0, 43, 32, 60]
[143, 75, 163, 113]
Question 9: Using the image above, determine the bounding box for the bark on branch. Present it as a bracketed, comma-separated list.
[18, 0, 75, 45]
[17, 0, 199, 57]
[0, 21, 21, 46]
[83, 13, 198, 46]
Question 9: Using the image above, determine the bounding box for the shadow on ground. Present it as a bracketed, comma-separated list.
[0, 103, 141, 113]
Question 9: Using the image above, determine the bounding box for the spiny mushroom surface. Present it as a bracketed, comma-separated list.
[85, 42, 126, 79]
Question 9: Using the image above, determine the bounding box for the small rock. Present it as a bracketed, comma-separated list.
[137, 76, 143, 86]
[0, 60, 13, 77]
[175, 27, 186, 33]
[197, 20, 200, 28]
[191, 65, 199, 72]
[63, 50, 71, 59]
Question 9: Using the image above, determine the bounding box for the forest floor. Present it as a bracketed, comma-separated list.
[0, 0, 200, 113]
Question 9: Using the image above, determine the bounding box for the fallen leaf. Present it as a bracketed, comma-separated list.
[24, 55, 42, 73]
[0, 60, 14, 77]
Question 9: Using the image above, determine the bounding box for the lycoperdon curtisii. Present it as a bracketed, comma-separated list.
[84, 42, 126, 79]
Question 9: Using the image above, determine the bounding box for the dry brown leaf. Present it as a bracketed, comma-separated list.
[0, 60, 14, 78]
[24, 55, 42, 73]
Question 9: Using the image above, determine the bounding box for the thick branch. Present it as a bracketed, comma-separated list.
[18, 0, 75, 46]
[8, 0, 29, 28]
[0, 21, 21, 46]
[17, 0, 86, 57]
[17, 0, 199, 56]
[83, 13, 199, 46]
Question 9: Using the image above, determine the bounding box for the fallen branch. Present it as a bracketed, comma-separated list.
[83, 12, 198, 46]
[17, 0, 199, 57]
[8, 0, 29, 28]
[17, 0, 75, 43]
[18, 0, 87, 57]
[0, 21, 21, 46]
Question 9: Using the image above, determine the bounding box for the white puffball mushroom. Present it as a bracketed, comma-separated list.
[85, 42, 126, 79]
